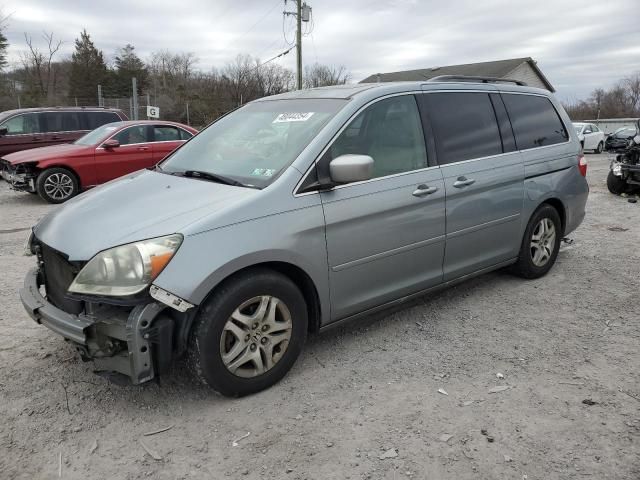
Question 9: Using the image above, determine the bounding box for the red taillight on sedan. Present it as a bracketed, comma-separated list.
[578, 154, 587, 177]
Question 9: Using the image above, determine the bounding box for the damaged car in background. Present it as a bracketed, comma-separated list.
[607, 119, 640, 195]
[1, 120, 196, 203]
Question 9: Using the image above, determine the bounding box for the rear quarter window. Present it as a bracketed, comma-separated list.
[501, 94, 568, 150]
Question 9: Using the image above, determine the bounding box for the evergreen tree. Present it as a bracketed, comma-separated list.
[68, 30, 107, 104]
[112, 44, 148, 96]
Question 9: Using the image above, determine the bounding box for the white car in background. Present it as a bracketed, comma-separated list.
[573, 122, 605, 153]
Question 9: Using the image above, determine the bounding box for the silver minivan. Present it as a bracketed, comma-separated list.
[20, 78, 589, 396]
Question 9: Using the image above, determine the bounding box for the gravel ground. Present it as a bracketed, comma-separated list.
[1, 153, 639, 480]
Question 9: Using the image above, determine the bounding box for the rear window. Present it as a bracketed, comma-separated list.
[84, 111, 122, 130]
[501, 94, 568, 150]
[424, 92, 503, 164]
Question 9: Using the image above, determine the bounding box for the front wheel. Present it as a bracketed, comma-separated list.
[595, 141, 603, 154]
[36, 167, 78, 203]
[510, 204, 562, 279]
[606, 170, 626, 194]
[187, 269, 308, 397]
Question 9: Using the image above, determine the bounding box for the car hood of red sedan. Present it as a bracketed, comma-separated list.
[3, 143, 90, 164]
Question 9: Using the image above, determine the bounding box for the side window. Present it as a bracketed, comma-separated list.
[501, 94, 569, 150]
[591, 124, 599, 132]
[41, 112, 63, 133]
[179, 128, 193, 140]
[0, 113, 40, 135]
[424, 92, 502, 164]
[113, 126, 148, 146]
[42, 112, 81, 132]
[153, 126, 181, 142]
[329, 95, 428, 178]
[87, 112, 121, 130]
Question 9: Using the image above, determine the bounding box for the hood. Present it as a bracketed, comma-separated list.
[34, 169, 259, 261]
[4, 143, 89, 164]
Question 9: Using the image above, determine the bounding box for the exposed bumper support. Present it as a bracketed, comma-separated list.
[20, 267, 170, 385]
[20, 267, 93, 343]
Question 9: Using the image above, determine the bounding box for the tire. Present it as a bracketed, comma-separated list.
[36, 167, 79, 204]
[606, 170, 627, 195]
[510, 204, 562, 279]
[595, 141, 603, 154]
[187, 268, 308, 397]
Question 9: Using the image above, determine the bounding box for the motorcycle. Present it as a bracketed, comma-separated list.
[607, 119, 640, 195]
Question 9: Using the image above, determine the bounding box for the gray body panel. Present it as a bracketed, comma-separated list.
[29, 80, 588, 332]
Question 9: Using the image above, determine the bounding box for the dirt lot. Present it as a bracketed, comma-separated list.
[0, 153, 638, 480]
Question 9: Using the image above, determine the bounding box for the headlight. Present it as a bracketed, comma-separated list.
[612, 163, 622, 176]
[68, 234, 183, 297]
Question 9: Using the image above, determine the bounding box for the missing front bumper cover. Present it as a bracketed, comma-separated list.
[19, 267, 170, 385]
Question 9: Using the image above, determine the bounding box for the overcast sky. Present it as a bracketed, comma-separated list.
[2, 0, 639, 102]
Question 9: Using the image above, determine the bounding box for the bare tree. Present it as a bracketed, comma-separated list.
[21, 32, 62, 101]
[303, 63, 350, 89]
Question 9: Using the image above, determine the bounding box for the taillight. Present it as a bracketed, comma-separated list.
[578, 154, 587, 177]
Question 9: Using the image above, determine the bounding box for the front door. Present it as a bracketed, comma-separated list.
[421, 91, 524, 281]
[319, 94, 446, 320]
[94, 125, 154, 183]
[0, 112, 47, 156]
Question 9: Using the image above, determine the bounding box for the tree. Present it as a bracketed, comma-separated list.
[110, 44, 148, 96]
[20, 32, 62, 103]
[68, 29, 107, 104]
[303, 63, 350, 89]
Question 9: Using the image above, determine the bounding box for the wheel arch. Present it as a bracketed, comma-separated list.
[36, 163, 82, 189]
[540, 197, 566, 234]
[196, 261, 322, 335]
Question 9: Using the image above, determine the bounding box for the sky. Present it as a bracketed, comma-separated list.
[2, 0, 639, 102]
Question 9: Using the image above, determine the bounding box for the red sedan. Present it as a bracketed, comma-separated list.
[0, 120, 198, 203]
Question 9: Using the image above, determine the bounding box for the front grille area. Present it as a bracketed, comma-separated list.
[37, 241, 84, 315]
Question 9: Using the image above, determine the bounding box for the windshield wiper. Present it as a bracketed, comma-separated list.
[182, 170, 247, 187]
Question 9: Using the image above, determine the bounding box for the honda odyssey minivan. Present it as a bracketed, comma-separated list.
[20, 77, 588, 396]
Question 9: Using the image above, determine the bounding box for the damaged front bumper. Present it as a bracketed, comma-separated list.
[20, 267, 175, 384]
[0, 160, 37, 192]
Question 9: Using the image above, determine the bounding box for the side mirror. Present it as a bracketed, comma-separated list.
[329, 154, 374, 184]
[102, 139, 120, 149]
[0, 127, 8, 136]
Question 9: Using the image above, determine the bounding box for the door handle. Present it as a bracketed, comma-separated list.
[453, 177, 476, 188]
[50, 135, 61, 140]
[412, 184, 438, 197]
[137, 146, 149, 151]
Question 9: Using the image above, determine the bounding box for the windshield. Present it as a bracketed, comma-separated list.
[573, 124, 583, 133]
[74, 122, 123, 146]
[160, 98, 347, 188]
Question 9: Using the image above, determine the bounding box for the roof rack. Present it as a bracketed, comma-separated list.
[427, 75, 527, 87]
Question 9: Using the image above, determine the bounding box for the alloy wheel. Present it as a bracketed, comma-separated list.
[530, 218, 556, 267]
[220, 295, 292, 378]
[43, 173, 74, 200]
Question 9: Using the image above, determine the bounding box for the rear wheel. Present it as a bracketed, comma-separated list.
[510, 204, 561, 279]
[187, 269, 308, 397]
[607, 170, 627, 195]
[36, 167, 78, 203]
[595, 141, 604, 154]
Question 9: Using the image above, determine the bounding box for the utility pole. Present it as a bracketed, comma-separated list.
[97, 85, 103, 107]
[132, 77, 139, 121]
[284, 1, 311, 91]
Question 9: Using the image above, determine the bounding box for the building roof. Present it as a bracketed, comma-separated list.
[360, 57, 555, 92]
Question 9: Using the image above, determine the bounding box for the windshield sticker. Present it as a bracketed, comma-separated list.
[273, 112, 315, 123]
[251, 168, 277, 177]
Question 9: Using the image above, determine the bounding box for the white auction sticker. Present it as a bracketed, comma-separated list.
[273, 112, 315, 123]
